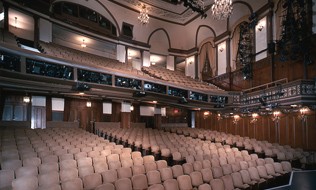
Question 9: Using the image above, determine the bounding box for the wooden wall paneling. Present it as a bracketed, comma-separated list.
[247, 118, 254, 139]
[95, 100, 103, 122]
[195, 111, 200, 128]
[294, 117, 304, 148]
[252, 57, 272, 87]
[224, 119, 228, 134]
[237, 119, 243, 136]
[279, 116, 288, 145]
[226, 119, 232, 134]
[46, 96, 52, 121]
[289, 60, 304, 81]
[253, 123, 258, 140]
[217, 119, 222, 132]
[120, 112, 131, 128]
[154, 114, 162, 129]
[211, 114, 217, 130]
[243, 118, 249, 137]
[111, 102, 121, 122]
[307, 60, 316, 79]
[131, 104, 140, 123]
[288, 114, 296, 148]
[307, 112, 316, 150]
[63, 97, 71, 122]
[261, 117, 268, 141]
[269, 119, 276, 143]
[259, 118, 265, 141]
[79, 102, 89, 130]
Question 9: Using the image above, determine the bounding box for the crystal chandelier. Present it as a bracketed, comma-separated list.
[138, 5, 149, 25]
[211, 0, 233, 20]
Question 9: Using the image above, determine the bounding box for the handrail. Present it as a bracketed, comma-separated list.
[242, 78, 288, 93]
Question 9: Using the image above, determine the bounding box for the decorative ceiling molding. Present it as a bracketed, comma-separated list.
[111, 0, 213, 25]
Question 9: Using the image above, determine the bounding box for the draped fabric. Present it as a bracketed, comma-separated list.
[275, 0, 284, 42]
[199, 44, 207, 79]
[231, 26, 241, 71]
[199, 41, 215, 78]
[207, 43, 216, 76]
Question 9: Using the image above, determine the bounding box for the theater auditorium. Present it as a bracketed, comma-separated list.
[0, 0, 316, 189]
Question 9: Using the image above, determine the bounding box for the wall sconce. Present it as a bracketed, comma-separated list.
[81, 39, 86, 48]
[217, 113, 223, 120]
[130, 105, 134, 111]
[14, 16, 18, 28]
[86, 100, 92, 107]
[233, 114, 240, 125]
[23, 95, 30, 103]
[298, 106, 309, 121]
[219, 46, 224, 52]
[151, 62, 156, 65]
[203, 111, 211, 119]
[258, 25, 264, 31]
[272, 110, 281, 122]
[250, 113, 258, 124]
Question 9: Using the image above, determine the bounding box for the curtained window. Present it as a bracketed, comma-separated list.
[199, 41, 215, 79]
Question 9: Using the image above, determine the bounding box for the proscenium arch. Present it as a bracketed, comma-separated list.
[195, 25, 216, 47]
[147, 28, 171, 49]
[51, 0, 120, 35]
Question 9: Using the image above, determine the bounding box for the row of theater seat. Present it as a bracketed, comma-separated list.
[95, 125, 294, 189]
[96, 125, 312, 169]
[141, 65, 222, 92]
[39, 42, 145, 77]
[0, 125, 297, 190]
[161, 126, 315, 168]
[0, 127, 171, 189]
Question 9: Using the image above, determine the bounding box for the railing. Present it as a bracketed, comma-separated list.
[0, 42, 230, 105]
[242, 78, 288, 93]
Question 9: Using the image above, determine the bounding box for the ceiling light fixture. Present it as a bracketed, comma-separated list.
[211, 0, 233, 20]
[138, 4, 149, 25]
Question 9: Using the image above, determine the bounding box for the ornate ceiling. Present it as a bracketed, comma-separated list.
[111, 0, 213, 25]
